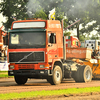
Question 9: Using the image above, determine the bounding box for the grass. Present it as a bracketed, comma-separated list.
[0, 71, 13, 78]
[0, 71, 7, 73]
[0, 86, 100, 100]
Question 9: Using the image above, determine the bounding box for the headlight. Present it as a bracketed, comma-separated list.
[10, 65, 14, 69]
[40, 65, 45, 68]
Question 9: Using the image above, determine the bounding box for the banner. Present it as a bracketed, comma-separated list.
[0, 61, 9, 71]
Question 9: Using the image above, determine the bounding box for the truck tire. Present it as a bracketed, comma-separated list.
[47, 65, 62, 85]
[14, 76, 28, 85]
[72, 65, 92, 82]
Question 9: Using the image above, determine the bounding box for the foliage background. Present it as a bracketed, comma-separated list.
[0, 0, 100, 41]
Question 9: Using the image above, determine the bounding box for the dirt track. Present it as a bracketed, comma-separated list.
[1, 78, 100, 99]
[0, 78, 100, 93]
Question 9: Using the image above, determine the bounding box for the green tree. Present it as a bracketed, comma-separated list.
[90, 34, 99, 40]
[79, 0, 100, 38]
[0, 0, 28, 29]
[33, 9, 47, 19]
[37, 0, 92, 39]
[1, 0, 100, 39]
[64, 31, 71, 36]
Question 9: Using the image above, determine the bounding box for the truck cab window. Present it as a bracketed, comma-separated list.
[49, 33, 56, 44]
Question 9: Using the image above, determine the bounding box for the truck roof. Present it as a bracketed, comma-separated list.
[11, 19, 62, 31]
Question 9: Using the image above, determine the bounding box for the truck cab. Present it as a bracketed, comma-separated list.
[8, 19, 64, 84]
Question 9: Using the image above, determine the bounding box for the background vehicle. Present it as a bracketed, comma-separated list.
[85, 40, 100, 50]
[66, 36, 81, 48]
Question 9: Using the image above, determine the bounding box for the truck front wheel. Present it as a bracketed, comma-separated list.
[14, 76, 28, 85]
[47, 65, 62, 85]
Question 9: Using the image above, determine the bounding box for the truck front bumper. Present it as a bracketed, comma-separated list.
[8, 69, 52, 79]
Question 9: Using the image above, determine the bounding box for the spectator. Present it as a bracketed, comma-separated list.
[92, 50, 98, 58]
[97, 49, 100, 56]
[1, 50, 4, 61]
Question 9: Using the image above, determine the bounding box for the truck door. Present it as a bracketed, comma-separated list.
[47, 33, 58, 62]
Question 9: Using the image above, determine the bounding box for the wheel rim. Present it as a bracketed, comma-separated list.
[55, 70, 60, 81]
[85, 70, 91, 80]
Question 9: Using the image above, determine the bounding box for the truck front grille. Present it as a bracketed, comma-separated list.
[9, 52, 44, 63]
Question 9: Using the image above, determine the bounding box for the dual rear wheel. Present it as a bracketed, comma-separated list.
[72, 65, 92, 82]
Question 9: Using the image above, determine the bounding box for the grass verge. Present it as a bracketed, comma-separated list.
[0, 86, 100, 100]
[0, 71, 7, 73]
[0, 71, 13, 78]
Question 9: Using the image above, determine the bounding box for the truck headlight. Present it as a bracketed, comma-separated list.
[10, 65, 14, 69]
[40, 65, 45, 68]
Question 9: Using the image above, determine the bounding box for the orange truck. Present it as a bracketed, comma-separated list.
[8, 19, 92, 85]
[66, 36, 81, 48]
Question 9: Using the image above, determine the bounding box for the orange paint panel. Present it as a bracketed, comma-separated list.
[9, 63, 50, 70]
[66, 47, 92, 59]
[58, 48, 63, 57]
[47, 44, 58, 62]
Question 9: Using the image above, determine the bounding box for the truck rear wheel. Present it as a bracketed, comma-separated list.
[14, 76, 28, 85]
[72, 65, 92, 82]
[47, 65, 62, 85]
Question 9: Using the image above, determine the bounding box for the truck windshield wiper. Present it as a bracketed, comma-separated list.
[9, 43, 45, 49]
[33, 45, 44, 48]
[21, 44, 44, 48]
[31, 43, 45, 48]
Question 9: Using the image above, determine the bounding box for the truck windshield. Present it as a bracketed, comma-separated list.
[9, 31, 46, 49]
